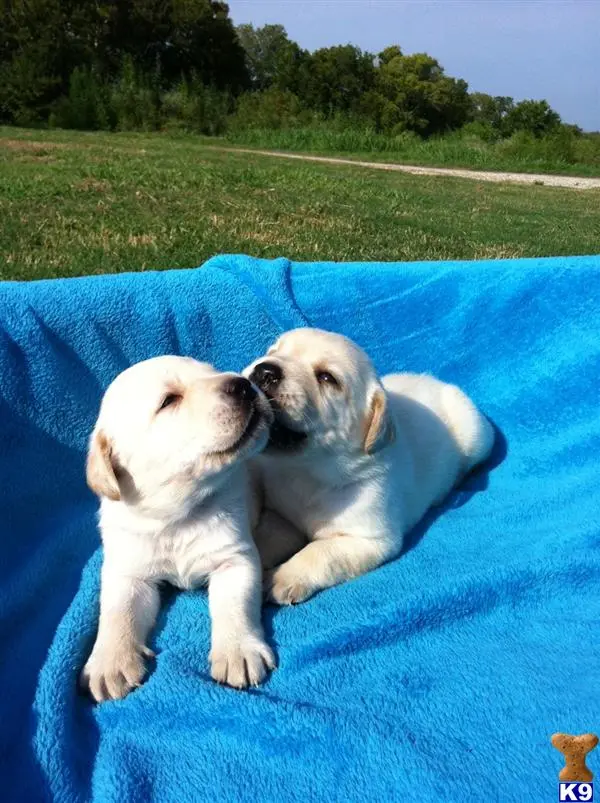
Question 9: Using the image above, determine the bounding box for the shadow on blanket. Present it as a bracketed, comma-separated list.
[0, 401, 96, 803]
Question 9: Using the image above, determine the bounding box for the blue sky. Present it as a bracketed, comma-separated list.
[227, 0, 600, 131]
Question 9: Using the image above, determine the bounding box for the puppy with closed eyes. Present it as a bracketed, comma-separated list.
[81, 356, 275, 702]
[245, 328, 494, 605]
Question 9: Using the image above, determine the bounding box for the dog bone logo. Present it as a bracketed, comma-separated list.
[551, 733, 599, 782]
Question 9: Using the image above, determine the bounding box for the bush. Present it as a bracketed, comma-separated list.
[0, 48, 61, 126]
[161, 81, 199, 131]
[109, 57, 160, 132]
[573, 134, 600, 167]
[200, 86, 231, 136]
[460, 120, 499, 143]
[538, 127, 576, 163]
[227, 123, 420, 154]
[230, 89, 305, 131]
[495, 128, 579, 168]
[162, 78, 230, 134]
[49, 67, 111, 130]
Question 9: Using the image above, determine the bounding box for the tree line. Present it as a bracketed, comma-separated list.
[0, 1, 582, 141]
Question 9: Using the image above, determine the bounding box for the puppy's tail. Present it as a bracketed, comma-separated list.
[443, 384, 494, 476]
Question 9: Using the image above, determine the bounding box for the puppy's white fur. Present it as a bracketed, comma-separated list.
[245, 328, 493, 605]
[81, 356, 275, 702]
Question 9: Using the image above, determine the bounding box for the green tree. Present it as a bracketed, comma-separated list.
[236, 24, 304, 92]
[378, 45, 403, 66]
[470, 93, 514, 133]
[0, 0, 247, 125]
[105, 0, 248, 90]
[300, 45, 375, 116]
[504, 99, 561, 138]
[374, 51, 470, 135]
[0, 0, 64, 122]
[167, 0, 248, 90]
[1, 0, 125, 122]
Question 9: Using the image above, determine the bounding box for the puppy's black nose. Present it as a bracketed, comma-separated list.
[221, 376, 257, 403]
[250, 362, 283, 390]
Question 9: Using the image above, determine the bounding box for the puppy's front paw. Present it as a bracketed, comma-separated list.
[80, 642, 154, 703]
[265, 566, 313, 605]
[210, 636, 275, 689]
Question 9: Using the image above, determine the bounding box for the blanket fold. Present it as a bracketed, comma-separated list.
[1, 254, 598, 803]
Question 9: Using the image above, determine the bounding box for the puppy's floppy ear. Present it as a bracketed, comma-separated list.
[86, 430, 121, 501]
[363, 385, 396, 454]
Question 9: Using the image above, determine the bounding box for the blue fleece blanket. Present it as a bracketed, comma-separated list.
[1, 255, 598, 803]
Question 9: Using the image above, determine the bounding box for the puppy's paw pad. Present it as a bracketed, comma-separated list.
[266, 569, 312, 606]
[210, 638, 275, 689]
[80, 644, 149, 703]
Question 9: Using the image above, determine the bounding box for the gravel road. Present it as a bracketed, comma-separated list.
[215, 147, 600, 189]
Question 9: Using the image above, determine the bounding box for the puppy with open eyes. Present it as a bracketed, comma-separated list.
[245, 328, 494, 605]
[81, 356, 275, 702]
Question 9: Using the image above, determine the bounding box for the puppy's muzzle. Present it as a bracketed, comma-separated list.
[248, 363, 308, 452]
[249, 362, 282, 396]
[221, 376, 257, 408]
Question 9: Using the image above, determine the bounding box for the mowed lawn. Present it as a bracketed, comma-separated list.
[1, 127, 599, 281]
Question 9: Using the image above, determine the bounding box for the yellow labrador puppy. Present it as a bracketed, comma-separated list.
[81, 356, 275, 702]
[245, 328, 493, 605]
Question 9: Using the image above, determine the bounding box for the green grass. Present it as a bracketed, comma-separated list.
[226, 126, 600, 177]
[1, 127, 599, 281]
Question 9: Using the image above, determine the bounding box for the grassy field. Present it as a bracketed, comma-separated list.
[1, 127, 599, 281]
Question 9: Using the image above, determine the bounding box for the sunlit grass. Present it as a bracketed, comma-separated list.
[1, 127, 599, 281]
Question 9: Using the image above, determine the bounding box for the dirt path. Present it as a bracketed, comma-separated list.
[213, 146, 600, 190]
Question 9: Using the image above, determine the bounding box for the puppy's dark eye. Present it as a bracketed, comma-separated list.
[158, 393, 182, 412]
[315, 370, 339, 387]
